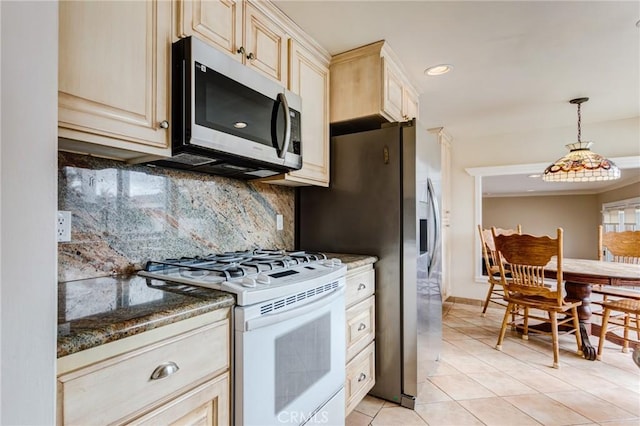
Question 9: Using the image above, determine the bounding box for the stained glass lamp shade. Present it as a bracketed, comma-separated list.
[543, 98, 620, 182]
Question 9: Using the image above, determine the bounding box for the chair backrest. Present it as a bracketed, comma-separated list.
[478, 225, 522, 277]
[492, 227, 564, 306]
[598, 225, 640, 264]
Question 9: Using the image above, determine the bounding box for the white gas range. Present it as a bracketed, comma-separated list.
[139, 249, 347, 426]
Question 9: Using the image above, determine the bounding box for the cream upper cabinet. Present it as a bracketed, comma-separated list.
[330, 40, 419, 124]
[260, 38, 331, 187]
[177, 0, 331, 186]
[58, 0, 172, 161]
[403, 86, 419, 121]
[177, 0, 288, 86]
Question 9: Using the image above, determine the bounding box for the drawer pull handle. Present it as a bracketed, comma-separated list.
[358, 373, 367, 382]
[150, 361, 180, 380]
[358, 323, 366, 331]
[357, 283, 366, 290]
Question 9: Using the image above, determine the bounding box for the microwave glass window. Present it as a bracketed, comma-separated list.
[195, 63, 276, 148]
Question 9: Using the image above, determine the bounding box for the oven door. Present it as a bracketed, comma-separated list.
[235, 287, 346, 426]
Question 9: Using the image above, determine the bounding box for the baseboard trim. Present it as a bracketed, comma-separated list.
[445, 296, 484, 307]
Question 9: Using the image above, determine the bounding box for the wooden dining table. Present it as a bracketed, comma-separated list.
[543, 258, 640, 360]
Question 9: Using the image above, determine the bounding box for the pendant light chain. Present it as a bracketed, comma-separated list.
[576, 102, 582, 142]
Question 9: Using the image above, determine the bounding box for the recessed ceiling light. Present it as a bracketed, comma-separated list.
[233, 121, 248, 129]
[424, 64, 452, 76]
[528, 174, 541, 178]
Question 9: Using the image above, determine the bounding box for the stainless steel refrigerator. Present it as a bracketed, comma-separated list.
[296, 120, 443, 408]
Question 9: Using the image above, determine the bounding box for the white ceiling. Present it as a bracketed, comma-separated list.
[274, 0, 640, 195]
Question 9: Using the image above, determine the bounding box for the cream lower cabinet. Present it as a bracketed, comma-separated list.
[57, 309, 230, 426]
[344, 265, 376, 415]
[330, 40, 419, 124]
[58, 0, 172, 161]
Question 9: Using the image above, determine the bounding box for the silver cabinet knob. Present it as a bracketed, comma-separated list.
[237, 46, 246, 55]
[150, 361, 179, 380]
[357, 283, 366, 291]
[357, 373, 367, 382]
[357, 323, 366, 331]
[246, 52, 255, 60]
[159, 120, 169, 129]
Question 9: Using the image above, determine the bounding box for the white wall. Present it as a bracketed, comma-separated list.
[1, 1, 57, 424]
[447, 116, 640, 301]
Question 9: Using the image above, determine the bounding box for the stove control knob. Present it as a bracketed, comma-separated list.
[242, 277, 257, 288]
[257, 273, 271, 285]
[323, 258, 342, 267]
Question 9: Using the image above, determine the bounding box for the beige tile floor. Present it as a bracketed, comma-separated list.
[346, 301, 640, 426]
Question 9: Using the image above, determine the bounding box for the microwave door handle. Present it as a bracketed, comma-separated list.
[276, 92, 292, 159]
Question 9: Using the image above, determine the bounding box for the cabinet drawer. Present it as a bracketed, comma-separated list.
[345, 341, 375, 415]
[345, 267, 375, 308]
[346, 296, 375, 361]
[129, 372, 229, 426]
[58, 320, 229, 425]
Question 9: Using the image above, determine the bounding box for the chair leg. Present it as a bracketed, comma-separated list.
[622, 313, 630, 353]
[510, 303, 519, 331]
[481, 282, 496, 316]
[550, 311, 559, 368]
[495, 302, 512, 351]
[570, 307, 582, 356]
[522, 307, 529, 340]
[597, 308, 611, 361]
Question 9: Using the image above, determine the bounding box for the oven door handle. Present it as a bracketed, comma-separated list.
[246, 287, 344, 331]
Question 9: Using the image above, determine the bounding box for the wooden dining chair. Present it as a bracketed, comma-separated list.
[493, 227, 582, 368]
[593, 226, 640, 358]
[478, 224, 522, 316]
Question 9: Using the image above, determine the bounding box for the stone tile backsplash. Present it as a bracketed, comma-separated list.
[58, 152, 295, 282]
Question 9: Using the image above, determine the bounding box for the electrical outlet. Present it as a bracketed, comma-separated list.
[276, 214, 283, 231]
[57, 211, 71, 242]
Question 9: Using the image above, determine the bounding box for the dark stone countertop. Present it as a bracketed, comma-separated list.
[57, 254, 376, 358]
[57, 275, 235, 358]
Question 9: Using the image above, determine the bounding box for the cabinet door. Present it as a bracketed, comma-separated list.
[58, 0, 171, 154]
[130, 373, 230, 426]
[286, 39, 330, 186]
[403, 86, 419, 121]
[243, 2, 288, 86]
[381, 57, 404, 122]
[176, 0, 242, 61]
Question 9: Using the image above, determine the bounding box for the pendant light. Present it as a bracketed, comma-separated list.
[543, 98, 620, 182]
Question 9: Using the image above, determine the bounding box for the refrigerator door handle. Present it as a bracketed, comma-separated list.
[427, 178, 441, 277]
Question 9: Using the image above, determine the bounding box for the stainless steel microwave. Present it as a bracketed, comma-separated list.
[150, 36, 302, 179]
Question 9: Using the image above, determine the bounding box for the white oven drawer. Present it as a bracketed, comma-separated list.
[346, 295, 375, 361]
[345, 267, 375, 308]
[58, 320, 229, 425]
[346, 341, 375, 415]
